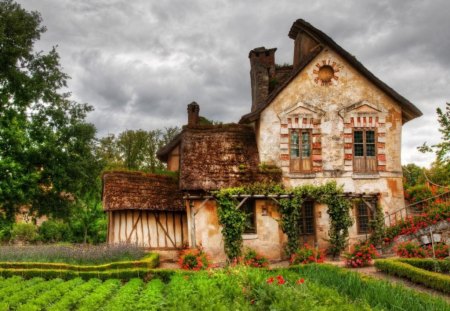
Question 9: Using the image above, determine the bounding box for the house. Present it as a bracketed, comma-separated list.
[102, 19, 422, 261]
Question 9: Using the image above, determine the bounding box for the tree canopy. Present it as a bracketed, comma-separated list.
[0, 0, 101, 220]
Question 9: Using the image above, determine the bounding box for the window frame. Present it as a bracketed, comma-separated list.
[299, 201, 315, 236]
[356, 200, 373, 234]
[289, 128, 312, 173]
[353, 128, 377, 173]
[242, 199, 257, 234]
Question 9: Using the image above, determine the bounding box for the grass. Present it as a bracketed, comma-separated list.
[0, 265, 448, 310]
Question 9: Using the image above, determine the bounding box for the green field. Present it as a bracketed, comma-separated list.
[0, 265, 448, 311]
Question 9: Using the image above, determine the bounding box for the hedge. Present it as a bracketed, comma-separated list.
[397, 258, 450, 273]
[0, 252, 159, 272]
[375, 259, 450, 293]
[0, 267, 176, 281]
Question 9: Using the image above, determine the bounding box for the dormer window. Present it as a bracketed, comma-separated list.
[290, 129, 312, 172]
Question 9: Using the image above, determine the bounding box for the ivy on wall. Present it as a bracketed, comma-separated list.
[214, 182, 353, 261]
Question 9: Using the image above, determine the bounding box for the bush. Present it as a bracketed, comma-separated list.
[178, 248, 210, 270]
[290, 244, 324, 265]
[426, 243, 449, 259]
[344, 243, 379, 268]
[397, 258, 450, 273]
[10, 223, 38, 244]
[39, 220, 72, 243]
[375, 259, 450, 293]
[242, 248, 268, 268]
[395, 241, 427, 258]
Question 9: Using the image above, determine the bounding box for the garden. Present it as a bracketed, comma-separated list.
[0, 264, 449, 311]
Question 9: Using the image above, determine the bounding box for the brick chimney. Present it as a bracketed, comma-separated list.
[249, 47, 277, 112]
[187, 101, 200, 126]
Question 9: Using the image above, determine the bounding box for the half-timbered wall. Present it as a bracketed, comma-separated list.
[108, 210, 188, 249]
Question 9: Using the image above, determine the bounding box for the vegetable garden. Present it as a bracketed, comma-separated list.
[0, 264, 449, 311]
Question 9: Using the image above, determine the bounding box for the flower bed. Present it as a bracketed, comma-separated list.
[290, 244, 324, 265]
[344, 243, 379, 268]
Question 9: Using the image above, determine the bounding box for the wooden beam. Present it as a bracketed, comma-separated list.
[194, 198, 210, 216]
[155, 213, 176, 248]
[236, 197, 249, 209]
[126, 211, 142, 243]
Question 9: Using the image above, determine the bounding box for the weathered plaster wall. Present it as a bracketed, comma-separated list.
[257, 48, 406, 233]
[189, 199, 288, 262]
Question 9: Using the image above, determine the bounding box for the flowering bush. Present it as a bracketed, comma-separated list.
[395, 241, 427, 258]
[290, 244, 324, 265]
[384, 204, 450, 241]
[243, 248, 269, 268]
[428, 243, 449, 259]
[178, 247, 210, 270]
[396, 241, 449, 259]
[345, 243, 379, 268]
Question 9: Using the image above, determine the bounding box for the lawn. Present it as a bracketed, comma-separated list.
[0, 264, 449, 311]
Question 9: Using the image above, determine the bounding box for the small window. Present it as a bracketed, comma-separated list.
[242, 199, 256, 234]
[299, 201, 314, 235]
[290, 129, 312, 172]
[356, 201, 372, 234]
[353, 129, 376, 173]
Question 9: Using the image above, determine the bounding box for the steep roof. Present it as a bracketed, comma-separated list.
[158, 124, 281, 191]
[240, 19, 422, 124]
[102, 171, 184, 211]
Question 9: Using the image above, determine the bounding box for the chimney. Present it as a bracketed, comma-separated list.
[288, 20, 320, 69]
[249, 47, 277, 112]
[187, 101, 200, 126]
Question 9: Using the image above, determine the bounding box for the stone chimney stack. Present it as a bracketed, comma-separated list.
[249, 47, 277, 112]
[187, 101, 200, 126]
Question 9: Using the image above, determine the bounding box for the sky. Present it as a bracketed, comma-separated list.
[17, 0, 450, 167]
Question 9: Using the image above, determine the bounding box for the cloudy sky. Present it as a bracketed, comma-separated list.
[17, 0, 449, 167]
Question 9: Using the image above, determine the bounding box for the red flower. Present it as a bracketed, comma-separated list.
[266, 277, 274, 284]
[276, 275, 286, 285]
[296, 278, 305, 284]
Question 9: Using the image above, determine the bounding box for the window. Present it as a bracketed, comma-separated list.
[353, 129, 376, 173]
[356, 200, 372, 234]
[242, 199, 256, 234]
[290, 129, 312, 172]
[299, 201, 314, 235]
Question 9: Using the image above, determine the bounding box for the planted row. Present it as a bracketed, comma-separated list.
[0, 253, 159, 271]
[375, 259, 450, 293]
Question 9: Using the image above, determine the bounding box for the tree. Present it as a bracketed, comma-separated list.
[0, 0, 101, 220]
[418, 103, 450, 186]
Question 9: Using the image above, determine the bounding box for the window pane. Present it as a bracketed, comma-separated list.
[354, 131, 363, 143]
[366, 131, 375, 143]
[366, 144, 375, 156]
[290, 130, 299, 158]
[243, 200, 256, 234]
[354, 144, 363, 156]
[301, 132, 311, 157]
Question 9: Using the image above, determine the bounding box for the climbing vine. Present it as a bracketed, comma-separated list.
[368, 202, 385, 247]
[215, 181, 353, 261]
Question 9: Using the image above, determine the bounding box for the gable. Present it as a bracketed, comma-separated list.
[240, 19, 422, 124]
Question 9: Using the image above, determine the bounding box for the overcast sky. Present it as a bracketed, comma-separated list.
[17, 0, 449, 167]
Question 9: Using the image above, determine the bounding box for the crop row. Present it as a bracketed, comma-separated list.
[0, 265, 448, 311]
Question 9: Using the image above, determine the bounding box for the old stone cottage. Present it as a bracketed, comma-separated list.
[102, 19, 422, 261]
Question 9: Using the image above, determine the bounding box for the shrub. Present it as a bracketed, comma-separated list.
[344, 243, 379, 268]
[178, 248, 210, 270]
[39, 220, 72, 243]
[395, 241, 427, 258]
[426, 243, 449, 259]
[375, 259, 450, 293]
[242, 248, 268, 268]
[397, 258, 450, 273]
[290, 244, 324, 265]
[10, 223, 38, 244]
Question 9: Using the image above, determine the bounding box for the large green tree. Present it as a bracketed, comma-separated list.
[0, 0, 101, 220]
